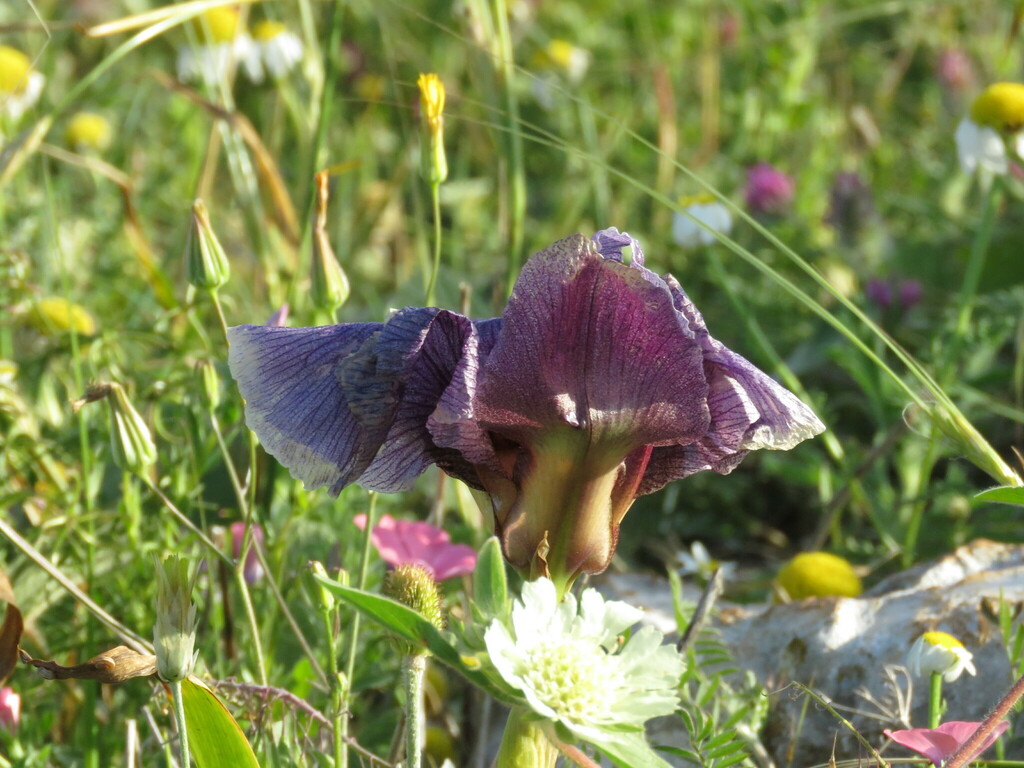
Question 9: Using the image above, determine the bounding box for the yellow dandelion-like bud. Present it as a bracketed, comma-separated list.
[417, 73, 445, 135]
[970, 82, 1024, 132]
[65, 112, 112, 152]
[27, 297, 97, 337]
[776, 551, 862, 600]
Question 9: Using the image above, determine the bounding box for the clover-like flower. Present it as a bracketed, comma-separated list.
[353, 513, 477, 582]
[955, 82, 1024, 175]
[228, 228, 823, 588]
[745, 163, 795, 216]
[907, 631, 976, 683]
[484, 578, 683, 747]
[885, 721, 1008, 767]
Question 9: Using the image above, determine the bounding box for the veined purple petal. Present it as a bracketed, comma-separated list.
[357, 308, 478, 492]
[227, 324, 380, 494]
[591, 226, 645, 266]
[475, 234, 709, 452]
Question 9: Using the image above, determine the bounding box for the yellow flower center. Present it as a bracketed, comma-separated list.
[65, 112, 111, 150]
[195, 7, 242, 44]
[519, 638, 617, 726]
[970, 82, 1024, 132]
[417, 73, 445, 133]
[0, 45, 32, 95]
[922, 631, 965, 651]
[678, 192, 718, 207]
[546, 40, 576, 71]
[776, 551, 863, 600]
[252, 20, 286, 42]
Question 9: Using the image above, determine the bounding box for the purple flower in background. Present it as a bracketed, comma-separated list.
[898, 279, 923, 310]
[744, 163, 794, 215]
[353, 513, 477, 581]
[936, 49, 974, 94]
[0, 688, 19, 732]
[228, 229, 824, 586]
[885, 721, 1008, 767]
[865, 278, 892, 310]
[230, 521, 265, 585]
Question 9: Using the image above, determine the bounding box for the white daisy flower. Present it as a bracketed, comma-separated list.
[484, 578, 684, 746]
[251, 21, 303, 82]
[907, 631, 976, 683]
[530, 40, 590, 109]
[677, 541, 736, 582]
[177, 7, 261, 85]
[955, 82, 1024, 175]
[672, 195, 733, 247]
[0, 45, 45, 121]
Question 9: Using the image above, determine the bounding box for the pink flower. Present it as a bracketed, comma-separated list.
[744, 163, 795, 215]
[230, 521, 265, 585]
[0, 687, 20, 732]
[884, 721, 1009, 767]
[353, 513, 477, 581]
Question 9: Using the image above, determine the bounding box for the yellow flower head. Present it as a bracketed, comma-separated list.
[545, 40, 576, 71]
[27, 297, 97, 337]
[195, 6, 242, 44]
[970, 82, 1024, 132]
[252, 20, 286, 42]
[65, 112, 112, 152]
[417, 73, 445, 134]
[921, 630, 964, 651]
[678, 192, 718, 208]
[0, 46, 32, 95]
[776, 551, 863, 600]
[908, 631, 976, 682]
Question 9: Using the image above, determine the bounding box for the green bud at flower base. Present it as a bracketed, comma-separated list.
[105, 382, 157, 475]
[305, 560, 336, 614]
[310, 172, 350, 313]
[186, 199, 230, 291]
[383, 565, 444, 654]
[153, 555, 198, 683]
[196, 360, 220, 413]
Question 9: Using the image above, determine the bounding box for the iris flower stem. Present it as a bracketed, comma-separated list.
[944, 672, 1024, 768]
[340, 491, 378, 767]
[168, 680, 190, 768]
[928, 671, 943, 729]
[425, 180, 443, 306]
[402, 653, 427, 768]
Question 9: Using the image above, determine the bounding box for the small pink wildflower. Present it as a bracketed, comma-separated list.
[744, 163, 795, 215]
[884, 721, 1009, 767]
[0, 687, 19, 732]
[353, 513, 476, 581]
[230, 521, 265, 585]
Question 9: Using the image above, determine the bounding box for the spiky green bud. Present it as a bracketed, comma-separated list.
[383, 565, 443, 655]
[185, 199, 230, 291]
[153, 556, 198, 683]
[105, 382, 157, 475]
[310, 172, 350, 313]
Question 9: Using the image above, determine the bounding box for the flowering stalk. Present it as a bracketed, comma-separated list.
[417, 73, 448, 306]
[929, 671, 944, 729]
[943, 672, 1024, 768]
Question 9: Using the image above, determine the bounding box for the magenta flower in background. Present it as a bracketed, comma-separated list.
[0, 687, 19, 732]
[353, 513, 477, 581]
[898, 279, 923, 310]
[885, 721, 1008, 767]
[230, 521, 265, 585]
[228, 228, 823, 586]
[865, 278, 892, 310]
[866, 278, 923, 313]
[744, 163, 795, 215]
[936, 49, 974, 93]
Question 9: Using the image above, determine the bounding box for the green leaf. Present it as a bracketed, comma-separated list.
[314, 574, 521, 705]
[591, 730, 677, 768]
[473, 537, 508, 619]
[181, 678, 260, 768]
[976, 486, 1024, 506]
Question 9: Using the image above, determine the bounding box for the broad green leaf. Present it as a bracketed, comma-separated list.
[314, 575, 520, 705]
[592, 730, 676, 768]
[182, 678, 260, 768]
[976, 486, 1024, 506]
[473, 537, 508, 619]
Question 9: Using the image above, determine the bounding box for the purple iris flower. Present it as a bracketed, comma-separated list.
[228, 229, 824, 588]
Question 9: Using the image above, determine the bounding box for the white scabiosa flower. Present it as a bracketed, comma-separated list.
[177, 6, 260, 85]
[484, 578, 684, 746]
[153, 556, 198, 683]
[672, 194, 733, 247]
[0, 45, 45, 121]
[955, 82, 1024, 175]
[907, 631, 976, 683]
[251, 21, 303, 82]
